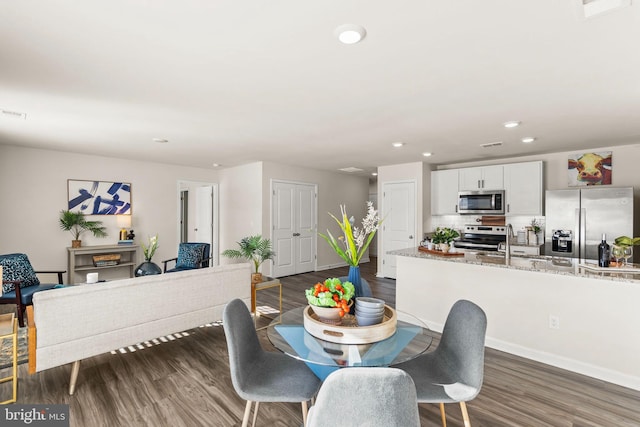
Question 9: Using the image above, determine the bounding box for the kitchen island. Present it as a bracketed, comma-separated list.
[390, 247, 640, 391]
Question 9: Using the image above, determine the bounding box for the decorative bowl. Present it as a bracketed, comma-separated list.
[309, 301, 353, 324]
[355, 311, 384, 326]
[356, 297, 385, 310]
[355, 304, 385, 315]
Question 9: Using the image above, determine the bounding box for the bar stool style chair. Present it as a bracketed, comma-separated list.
[0, 312, 18, 404]
[223, 299, 321, 427]
[307, 367, 421, 427]
[395, 299, 487, 427]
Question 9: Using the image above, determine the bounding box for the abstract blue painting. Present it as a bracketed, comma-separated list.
[67, 180, 132, 215]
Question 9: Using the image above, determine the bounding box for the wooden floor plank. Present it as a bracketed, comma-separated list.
[3, 258, 639, 426]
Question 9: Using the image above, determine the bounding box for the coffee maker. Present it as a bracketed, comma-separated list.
[551, 229, 573, 253]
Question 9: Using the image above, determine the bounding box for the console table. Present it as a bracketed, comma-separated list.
[67, 244, 139, 283]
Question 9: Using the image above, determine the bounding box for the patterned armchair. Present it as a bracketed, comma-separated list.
[0, 253, 65, 327]
[162, 243, 211, 273]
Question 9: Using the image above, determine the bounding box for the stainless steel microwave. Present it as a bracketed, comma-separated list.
[457, 190, 505, 215]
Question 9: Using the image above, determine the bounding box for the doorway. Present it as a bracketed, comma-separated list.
[381, 181, 416, 279]
[271, 180, 317, 278]
[177, 181, 219, 266]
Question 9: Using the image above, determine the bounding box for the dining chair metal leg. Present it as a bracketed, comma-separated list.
[241, 401, 252, 427]
[439, 403, 447, 427]
[251, 402, 260, 427]
[460, 402, 471, 427]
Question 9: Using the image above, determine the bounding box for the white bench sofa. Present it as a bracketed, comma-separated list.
[27, 263, 251, 394]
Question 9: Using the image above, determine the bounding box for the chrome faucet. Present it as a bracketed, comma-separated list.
[505, 223, 514, 260]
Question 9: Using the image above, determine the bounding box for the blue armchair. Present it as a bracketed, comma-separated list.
[0, 253, 65, 327]
[162, 242, 211, 273]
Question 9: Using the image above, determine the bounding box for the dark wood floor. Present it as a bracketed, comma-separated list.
[2, 259, 640, 426]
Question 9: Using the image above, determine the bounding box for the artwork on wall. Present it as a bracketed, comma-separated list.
[567, 151, 612, 187]
[67, 180, 132, 215]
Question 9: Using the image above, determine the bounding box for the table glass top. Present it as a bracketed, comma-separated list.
[267, 306, 433, 368]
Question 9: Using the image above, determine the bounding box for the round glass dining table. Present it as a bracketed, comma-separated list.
[266, 306, 433, 372]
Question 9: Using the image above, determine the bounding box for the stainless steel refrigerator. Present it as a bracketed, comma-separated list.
[544, 187, 634, 260]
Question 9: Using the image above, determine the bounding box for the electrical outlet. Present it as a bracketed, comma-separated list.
[549, 315, 560, 330]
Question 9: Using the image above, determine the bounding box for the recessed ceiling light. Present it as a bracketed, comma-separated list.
[335, 24, 366, 44]
[212, 163, 221, 167]
[422, 152, 433, 157]
[521, 137, 536, 143]
[339, 167, 364, 173]
[152, 138, 169, 143]
[392, 142, 404, 148]
[371, 172, 378, 176]
[503, 121, 521, 128]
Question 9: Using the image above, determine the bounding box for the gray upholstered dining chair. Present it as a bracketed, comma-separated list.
[223, 298, 321, 427]
[306, 367, 420, 427]
[395, 299, 487, 427]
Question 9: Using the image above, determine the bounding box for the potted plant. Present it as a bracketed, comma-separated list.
[318, 201, 382, 297]
[432, 227, 460, 252]
[612, 235, 640, 266]
[59, 210, 107, 248]
[222, 235, 275, 282]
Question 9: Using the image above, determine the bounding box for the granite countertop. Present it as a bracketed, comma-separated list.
[388, 247, 640, 284]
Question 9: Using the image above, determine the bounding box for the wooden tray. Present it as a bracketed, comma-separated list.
[303, 305, 397, 344]
[418, 246, 464, 257]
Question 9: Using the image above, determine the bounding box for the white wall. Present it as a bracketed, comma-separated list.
[0, 145, 219, 280]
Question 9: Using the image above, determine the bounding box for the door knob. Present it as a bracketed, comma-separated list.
[293, 233, 301, 237]
[409, 235, 414, 239]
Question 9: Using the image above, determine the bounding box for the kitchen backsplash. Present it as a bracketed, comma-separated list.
[430, 215, 546, 242]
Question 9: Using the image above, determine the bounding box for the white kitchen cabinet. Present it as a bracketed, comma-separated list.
[504, 161, 543, 216]
[431, 169, 459, 215]
[458, 165, 503, 190]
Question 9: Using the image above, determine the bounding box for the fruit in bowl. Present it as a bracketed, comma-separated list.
[305, 278, 355, 321]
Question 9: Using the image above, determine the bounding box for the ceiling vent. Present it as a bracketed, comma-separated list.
[1, 109, 27, 120]
[339, 167, 364, 173]
[480, 141, 503, 148]
[579, 0, 631, 19]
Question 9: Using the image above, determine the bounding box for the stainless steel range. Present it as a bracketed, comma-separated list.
[453, 225, 507, 252]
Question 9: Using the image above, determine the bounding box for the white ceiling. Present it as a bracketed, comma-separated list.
[1, 1, 639, 177]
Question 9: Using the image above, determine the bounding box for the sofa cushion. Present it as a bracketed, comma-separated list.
[175, 244, 205, 269]
[1, 253, 40, 294]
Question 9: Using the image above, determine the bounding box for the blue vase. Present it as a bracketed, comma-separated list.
[135, 261, 162, 277]
[348, 266, 363, 297]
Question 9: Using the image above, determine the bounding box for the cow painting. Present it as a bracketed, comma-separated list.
[568, 151, 612, 186]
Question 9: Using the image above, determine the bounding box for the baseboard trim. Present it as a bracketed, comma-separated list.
[420, 319, 640, 391]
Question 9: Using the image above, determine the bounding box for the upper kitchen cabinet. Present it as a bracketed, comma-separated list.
[458, 165, 504, 190]
[504, 161, 543, 216]
[431, 169, 459, 215]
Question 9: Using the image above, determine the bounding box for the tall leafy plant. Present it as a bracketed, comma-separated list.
[59, 210, 107, 241]
[318, 201, 382, 267]
[222, 235, 275, 273]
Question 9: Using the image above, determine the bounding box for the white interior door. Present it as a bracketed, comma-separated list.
[178, 181, 218, 267]
[272, 181, 317, 278]
[195, 186, 213, 245]
[382, 181, 416, 279]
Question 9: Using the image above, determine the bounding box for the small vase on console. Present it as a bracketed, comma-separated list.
[135, 261, 162, 277]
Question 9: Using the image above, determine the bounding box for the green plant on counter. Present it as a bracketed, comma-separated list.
[530, 218, 542, 234]
[614, 236, 640, 247]
[432, 227, 460, 245]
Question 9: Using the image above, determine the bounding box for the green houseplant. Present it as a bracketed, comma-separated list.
[432, 227, 460, 251]
[59, 210, 107, 248]
[222, 235, 275, 281]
